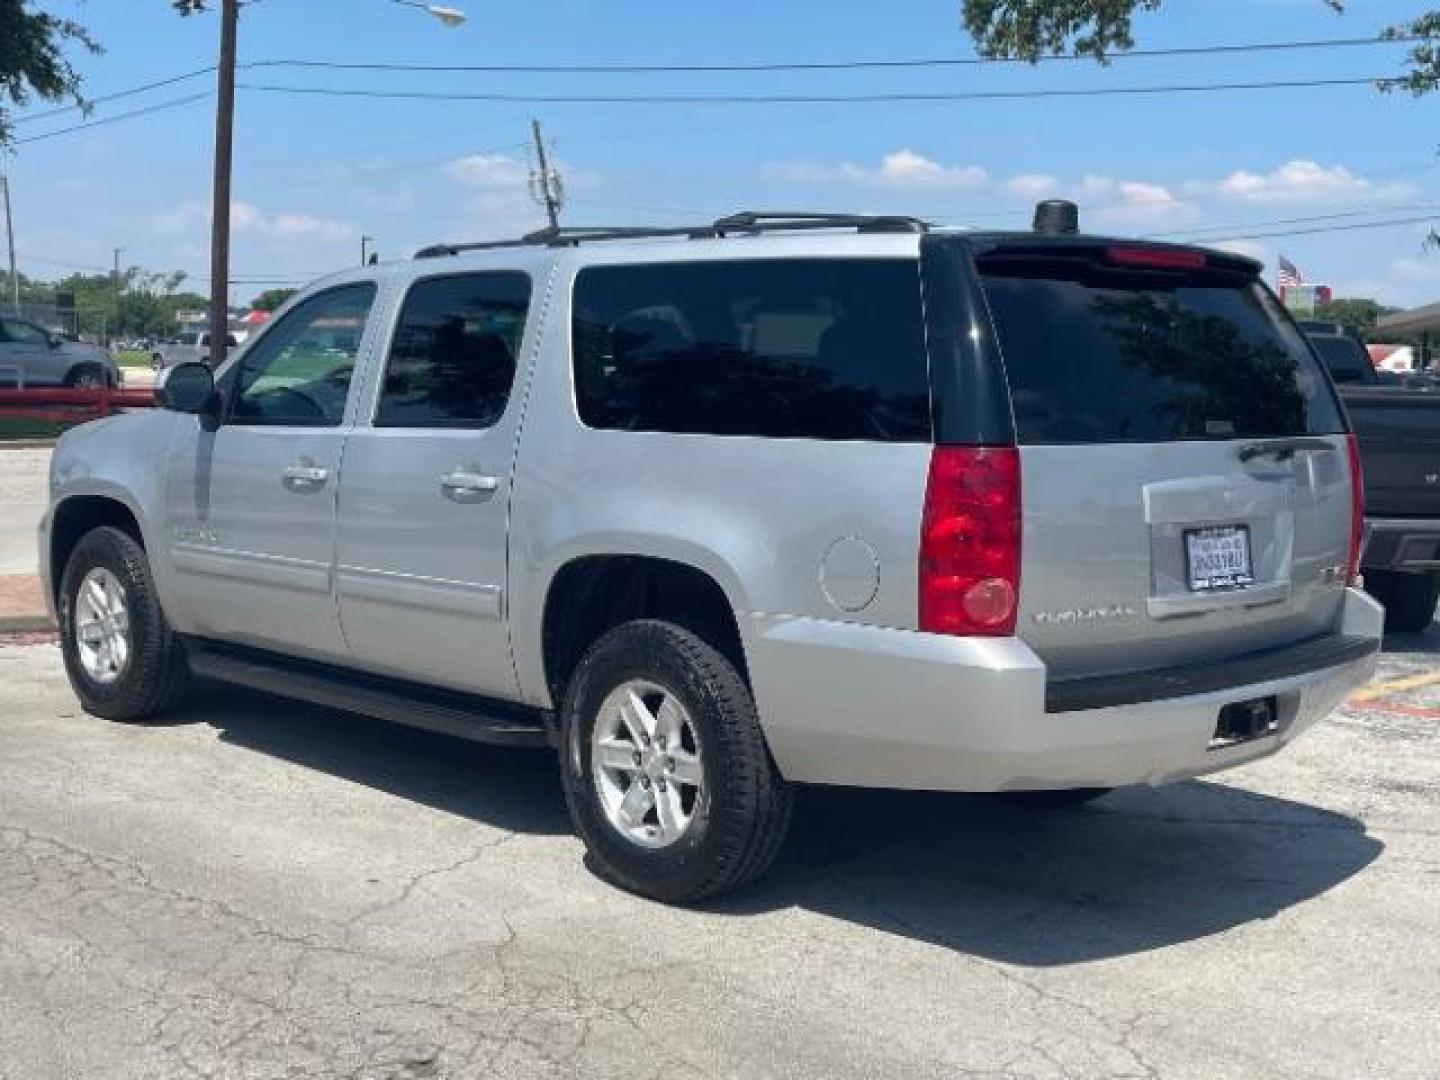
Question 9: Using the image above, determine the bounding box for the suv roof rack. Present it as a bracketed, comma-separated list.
[414, 210, 929, 258]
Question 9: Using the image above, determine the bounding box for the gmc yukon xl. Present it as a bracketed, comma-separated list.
[41, 207, 1381, 902]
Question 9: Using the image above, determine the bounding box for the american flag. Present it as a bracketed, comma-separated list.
[1278, 256, 1305, 289]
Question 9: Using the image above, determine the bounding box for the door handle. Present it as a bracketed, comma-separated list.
[281, 460, 330, 490]
[440, 468, 499, 502]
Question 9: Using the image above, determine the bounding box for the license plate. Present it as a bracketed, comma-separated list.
[1184, 525, 1254, 592]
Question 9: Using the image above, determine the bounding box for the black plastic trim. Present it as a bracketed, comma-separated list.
[919, 235, 1016, 445]
[184, 638, 552, 747]
[1045, 632, 1378, 714]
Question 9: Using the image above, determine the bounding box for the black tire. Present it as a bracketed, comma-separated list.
[1366, 570, 1439, 634]
[58, 526, 191, 722]
[560, 619, 792, 904]
[998, 787, 1114, 808]
[64, 364, 108, 389]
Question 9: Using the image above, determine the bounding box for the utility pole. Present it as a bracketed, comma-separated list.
[529, 119, 563, 230]
[1, 175, 18, 315]
[361, 235, 375, 266]
[208, 0, 239, 369]
[111, 247, 125, 343]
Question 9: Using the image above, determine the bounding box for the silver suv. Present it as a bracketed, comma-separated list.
[0, 317, 118, 388]
[40, 208, 1381, 902]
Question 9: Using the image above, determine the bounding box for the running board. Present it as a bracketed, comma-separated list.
[184, 640, 552, 748]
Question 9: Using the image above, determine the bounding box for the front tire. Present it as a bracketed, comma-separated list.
[560, 620, 792, 904]
[58, 526, 191, 722]
[1366, 570, 1439, 634]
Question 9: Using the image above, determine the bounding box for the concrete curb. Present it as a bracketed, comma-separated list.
[0, 439, 58, 449]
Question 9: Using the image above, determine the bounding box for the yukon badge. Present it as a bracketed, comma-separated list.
[1033, 604, 1139, 627]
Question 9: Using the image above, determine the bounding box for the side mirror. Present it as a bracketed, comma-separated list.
[48, 333, 63, 348]
[156, 361, 218, 420]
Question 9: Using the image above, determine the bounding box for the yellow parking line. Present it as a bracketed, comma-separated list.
[1351, 668, 1440, 702]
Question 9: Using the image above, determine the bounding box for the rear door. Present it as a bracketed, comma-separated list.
[334, 269, 534, 697]
[972, 243, 1352, 678]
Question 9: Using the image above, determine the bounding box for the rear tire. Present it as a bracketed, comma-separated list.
[560, 619, 792, 904]
[1366, 570, 1439, 634]
[58, 526, 191, 722]
[64, 364, 107, 389]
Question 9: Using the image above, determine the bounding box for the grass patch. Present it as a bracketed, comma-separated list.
[114, 350, 156, 369]
[0, 419, 70, 441]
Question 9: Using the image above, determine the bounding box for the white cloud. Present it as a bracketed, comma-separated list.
[1207, 160, 1416, 204]
[445, 153, 529, 189]
[1079, 174, 1199, 228]
[766, 149, 988, 192]
[1006, 173, 1059, 199]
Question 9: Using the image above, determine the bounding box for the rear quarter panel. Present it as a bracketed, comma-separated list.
[507, 244, 933, 709]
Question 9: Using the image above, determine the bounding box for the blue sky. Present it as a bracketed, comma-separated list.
[5, 0, 1439, 308]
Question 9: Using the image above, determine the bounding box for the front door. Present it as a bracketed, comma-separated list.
[0, 318, 50, 386]
[335, 270, 534, 697]
[165, 283, 379, 660]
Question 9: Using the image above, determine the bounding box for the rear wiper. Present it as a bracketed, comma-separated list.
[1236, 436, 1335, 463]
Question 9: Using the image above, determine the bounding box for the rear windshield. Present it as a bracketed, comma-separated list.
[977, 253, 1346, 445]
[1309, 334, 1371, 383]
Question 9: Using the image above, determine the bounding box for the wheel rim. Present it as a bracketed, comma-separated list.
[591, 679, 705, 850]
[74, 567, 131, 685]
[73, 373, 100, 388]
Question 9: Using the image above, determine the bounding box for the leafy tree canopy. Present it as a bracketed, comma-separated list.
[0, 0, 100, 145]
[248, 288, 297, 312]
[960, 1, 1438, 93]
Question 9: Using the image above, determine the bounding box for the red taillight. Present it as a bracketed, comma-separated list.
[1345, 433, 1365, 585]
[919, 445, 1021, 636]
[1105, 246, 1207, 270]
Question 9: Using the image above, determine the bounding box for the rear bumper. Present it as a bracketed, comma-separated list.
[1362, 517, 1440, 573]
[746, 587, 1382, 792]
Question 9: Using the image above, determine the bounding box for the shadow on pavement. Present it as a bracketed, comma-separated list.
[1381, 621, 1440, 656]
[195, 682, 1382, 967]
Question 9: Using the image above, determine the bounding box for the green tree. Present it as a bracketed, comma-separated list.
[960, 2, 1438, 93]
[0, 1, 100, 146]
[248, 288, 297, 312]
[1310, 298, 1401, 342]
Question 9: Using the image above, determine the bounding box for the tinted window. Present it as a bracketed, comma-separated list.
[1309, 335, 1371, 383]
[230, 283, 375, 427]
[978, 255, 1345, 444]
[573, 259, 930, 442]
[2, 320, 48, 345]
[376, 272, 529, 428]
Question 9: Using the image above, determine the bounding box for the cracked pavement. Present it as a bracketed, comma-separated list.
[1, 637, 1438, 1079]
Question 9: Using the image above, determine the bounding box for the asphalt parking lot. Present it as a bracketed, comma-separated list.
[2, 631, 1438, 1079]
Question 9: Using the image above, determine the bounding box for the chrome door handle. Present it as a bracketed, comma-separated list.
[440, 469, 499, 502]
[281, 460, 330, 490]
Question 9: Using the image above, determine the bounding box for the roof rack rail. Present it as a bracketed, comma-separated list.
[414, 210, 928, 258]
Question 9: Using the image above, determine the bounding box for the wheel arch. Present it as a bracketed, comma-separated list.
[536, 552, 750, 710]
[49, 494, 148, 607]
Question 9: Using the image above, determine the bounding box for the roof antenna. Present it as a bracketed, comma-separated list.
[1033, 199, 1079, 236]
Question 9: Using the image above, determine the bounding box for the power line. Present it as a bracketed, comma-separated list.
[14, 67, 217, 126]
[1186, 215, 1438, 242]
[1154, 202, 1440, 240]
[12, 92, 215, 146]
[249, 35, 1421, 74]
[238, 74, 1391, 106]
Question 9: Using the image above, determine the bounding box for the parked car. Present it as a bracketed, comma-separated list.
[0, 316, 119, 389]
[41, 207, 1381, 902]
[1306, 328, 1440, 632]
[155, 330, 239, 370]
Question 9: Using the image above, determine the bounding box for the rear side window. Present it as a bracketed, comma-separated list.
[376, 272, 530, 428]
[572, 259, 931, 442]
[977, 253, 1346, 444]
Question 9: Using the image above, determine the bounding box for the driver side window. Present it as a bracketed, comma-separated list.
[230, 283, 376, 427]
